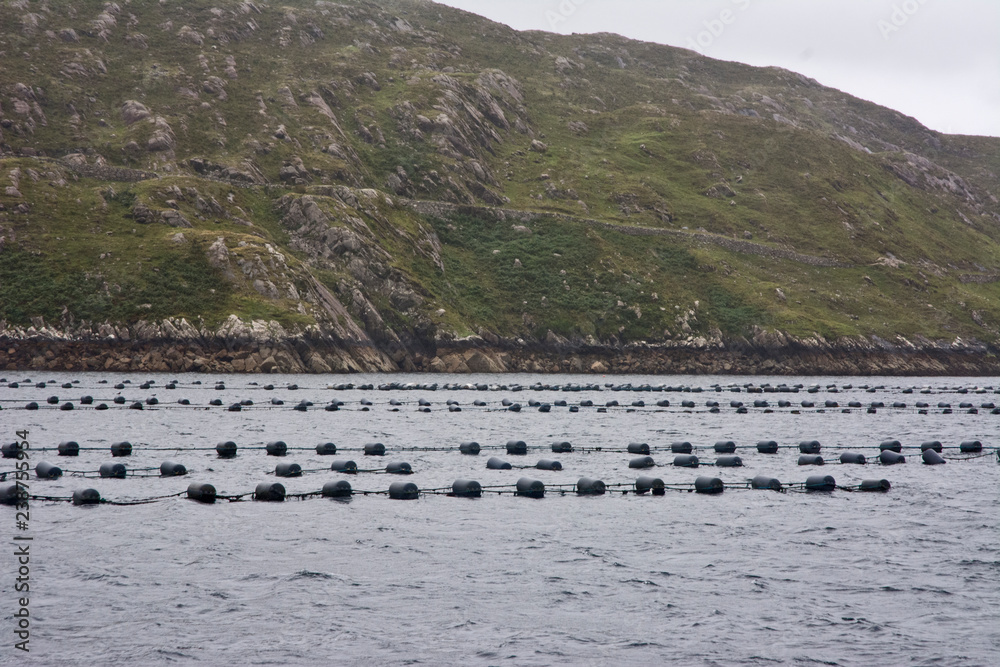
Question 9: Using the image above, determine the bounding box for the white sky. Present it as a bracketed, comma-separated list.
[435, 0, 1000, 137]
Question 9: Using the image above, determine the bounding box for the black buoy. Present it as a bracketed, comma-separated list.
[751, 475, 782, 491]
[799, 440, 821, 454]
[921, 449, 946, 465]
[960, 440, 983, 453]
[879, 440, 902, 452]
[187, 483, 217, 503]
[839, 453, 867, 465]
[72, 489, 101, 506]
[316, 442, 338, 455]
[459, 441, 481, 455]
[879, 450, 906, 465]
[58, 441, 80, 456]
[35, 461, 63, 479]
[322, 480, 353, 498]
[111, 441, 132, 457]
[535, 459, 562, 471]
[274, 462, 303, 477]
[146, 397, 159, 406]
[920, 440, 943, 453]
[99, 462, 126, 478]
[635, 476, 665, 495]
[129, 401, 143, 410]
[506, 440, 527, 455]
[80, 395, 93, 405]
[386, 461, 413, 475]
[47, 396, 59, 405]
[515, 477, 545, 498]
[60, 402, 75, 411]
[673, 454, 699, 468]
[576, 477, 606, 495]
[1, 484, 20, 505]
[266, 441, 288, 456]
[450, 479, 483, 498]
[671, 441, 693, 454]
[364, 443, 386, 456]
[228, 403, 242, 412]
[487, 457, 512, 470]
[627, 442, 650, 455]
[804, 475, 836, 492]
[330, 460, 358, 474]
[551, 441, 573, 453]
[629, 456, 655, 469]
[860, 479, 891, 492]
[216, 441, 238, 458]
[388, 481, 420, 500]
[160, 461, 187, 477]
[715, 455, 743, 467]
[798, 454, 824, 466]
[24, 402, 38, 410]
[254, 482, 285, 501]
[1, 442, 21, 459]
[714, 440, 736, 453]
[113, 396, 125, 404]
[694, 476, 724, 494]
[757, 440, 778, 454]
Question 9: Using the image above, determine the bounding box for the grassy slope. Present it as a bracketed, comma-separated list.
[1, 0, 999, 348]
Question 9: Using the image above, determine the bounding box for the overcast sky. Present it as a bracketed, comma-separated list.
[435, 0, 1000, 137]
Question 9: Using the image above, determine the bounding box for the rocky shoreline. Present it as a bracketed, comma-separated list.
[2, 318, 998, 376]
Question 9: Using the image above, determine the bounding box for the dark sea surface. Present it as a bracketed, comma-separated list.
[1, 372, 998, 666]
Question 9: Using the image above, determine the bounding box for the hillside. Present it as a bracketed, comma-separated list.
[2, 0, 1000, 374]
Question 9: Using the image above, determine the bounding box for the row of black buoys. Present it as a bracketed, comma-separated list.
[695, 476, 724, 494]
[880, 439, 902, 452]
[187, 483, 217, 503]
[576, 478, 606, 495]
[460, 442, 480, 455]
[715, 455, 743, 467]
[960, 440, 983, 452]
[535, 459, 562, 471]
[635, 476, 665, 495]
[388, 481, 419, 499]
[798, 455, 824, 466]
[255, 482, 285, 501]
[799, 440, 821, 454]
[922, 449, 946, 465]
[275, 462, 303, 478]
[330, 460, 357, 473]
[757, 440, 778, 454]
[751, 475, 782, 490]
[266, 441, 287, 456]
[671, 441, 692, 454]
[880, 450, 906, 465]
[322, 480, 353, 497]
[487, 457, 512, 470]
[364, 443, 385, 456]
[674, 454, 699, 468]
[111, 441, 132, 457]
[840, 453, 867, 465]
[316, 442, 337, 455]
[100, 462, 127, 478]
[551, 441, 573, 453]
[506, 440, 527, 455]
[515, 477, 545, 498]
[861, 479, 891, 492]
[450, 479, 482, 497]
[715, 440, 736, 453]
[629, 456, 654, 469]
[35, 462, 62, 479]
[58, 441, 80, 456]
[73, 489, 101, 505]
[805, 475, 836, 491]
[160, 461, 187, 477]
[217, 441, 238, 458]
[627, 442, 650, 455]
